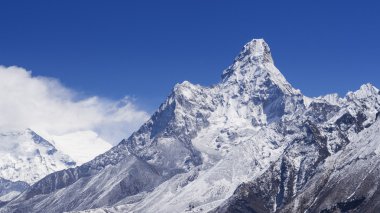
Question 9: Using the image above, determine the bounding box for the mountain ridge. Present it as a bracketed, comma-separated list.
[2, 38, 380, 213]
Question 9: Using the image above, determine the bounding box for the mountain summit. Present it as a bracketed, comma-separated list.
[2, 39, 380, 213]
[222, 39, 274, 79]
[222, 39, 299, 97]
[235, 38, 273, 64]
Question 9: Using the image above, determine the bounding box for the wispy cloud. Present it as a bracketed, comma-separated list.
[0, 66, 150, 163]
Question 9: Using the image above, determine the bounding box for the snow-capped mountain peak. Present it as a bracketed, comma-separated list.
[222, 38, 300, 97]
[347, 83, 379, 100]
[236, 38, 273, 64]
[0, 129, 75, 184]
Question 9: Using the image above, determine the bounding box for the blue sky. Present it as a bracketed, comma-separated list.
[1, 0, 380, 111]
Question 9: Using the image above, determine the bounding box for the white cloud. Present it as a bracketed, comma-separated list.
[50, 131, 113, 165]
[0, 65, 150, 164]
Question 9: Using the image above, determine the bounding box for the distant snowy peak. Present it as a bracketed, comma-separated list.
[347, 83, 379, 100]
[0, 129, 75, 184]
[308, 93, 343, 107]
[307, 84, 380, 111]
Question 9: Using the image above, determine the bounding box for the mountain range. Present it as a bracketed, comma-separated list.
[1, 39, 380, 213]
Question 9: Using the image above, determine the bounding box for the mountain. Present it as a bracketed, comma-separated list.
[215, 84, 380, 213]
[2, 39, 380, 213]
[0, 178, 28, 204]
[0, 129, 76, 203]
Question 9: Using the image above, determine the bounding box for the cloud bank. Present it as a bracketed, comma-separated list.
[0, 66, 150, 163]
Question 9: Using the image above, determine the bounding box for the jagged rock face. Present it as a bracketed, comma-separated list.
[2, 39, 380, 213]
[280, 119, 380, 213]
[215, 87, 380, 213]
[0, 178, 29, 204]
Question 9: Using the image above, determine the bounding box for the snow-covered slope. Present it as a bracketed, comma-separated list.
[0, 129, 76, 203]
[215, 84, 380, 212]
[2, 38, 380, 213]
[0, 129, 76, 184]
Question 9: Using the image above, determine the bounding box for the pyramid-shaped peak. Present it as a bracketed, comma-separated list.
[235, 38, 273, 64]
[222, 38, 300, 96]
